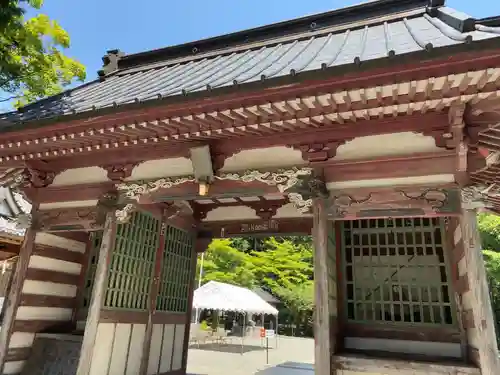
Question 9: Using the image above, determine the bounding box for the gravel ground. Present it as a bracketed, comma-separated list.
[187, 335, 314, 375]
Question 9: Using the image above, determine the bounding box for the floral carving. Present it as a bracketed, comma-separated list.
[215, 167, 312, 192]
[116, 176, 196, 201]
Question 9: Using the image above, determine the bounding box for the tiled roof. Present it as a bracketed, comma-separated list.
[1, 0, 500, 125]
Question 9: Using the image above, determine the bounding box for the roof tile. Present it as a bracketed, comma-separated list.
[1, 1, 499, 125]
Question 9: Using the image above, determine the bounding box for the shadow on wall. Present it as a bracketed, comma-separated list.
[255, 362, 314, 375]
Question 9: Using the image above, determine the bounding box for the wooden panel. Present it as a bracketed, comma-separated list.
[345, 322, 461, 343]
[12, 320, 74, 333]
[25, 268, 80, 285]
[100, 309, 149, 324]
[125, 324, 146, 375]
[88, 323, 115, 375]
[151, 311, 186, 324]
[108, 323, 132, 375]
[32, 244, 84, 264]
[19, 294, 76, 308]
[5, 346, 31, 362]
[147, 324, 163, 375]
[159, 325, 175, 373]
[171, 324, 185, 371]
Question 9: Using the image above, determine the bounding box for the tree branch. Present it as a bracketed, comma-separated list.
[0, 95, 20, 103]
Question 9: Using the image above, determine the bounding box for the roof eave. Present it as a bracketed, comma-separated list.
[2, 37, 500, 134]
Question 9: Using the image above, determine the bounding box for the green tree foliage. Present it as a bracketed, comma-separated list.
[478, 213, 500, 251]
[197, 239, 256, 288]
[250, 238, 313, 291]
[0, 0, 85, 107]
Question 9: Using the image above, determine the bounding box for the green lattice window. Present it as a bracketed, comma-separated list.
[80, 231, 103, 309]
[341, 217, 455, 326]
[104, 211, 159, 309]
[156, 225, 195, 312]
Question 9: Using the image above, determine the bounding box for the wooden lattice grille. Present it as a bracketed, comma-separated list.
[156, 225, 195, 313]
[341, 217, 455, 326]
[81, 231, 102, 310]
[104, 211, 159, 309]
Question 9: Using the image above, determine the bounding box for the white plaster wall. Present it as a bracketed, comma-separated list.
[128, 157, 193, 181]
[35, 232, 86, 253]
[275, 203, 311, 218]
[335, 132, 443, 161]
[39, 200, 98, 210]
[51, 167, 109, 186]
[221, 146, 305, 172]
[326, 174, 455, 190]
[203, 206, 259, 221]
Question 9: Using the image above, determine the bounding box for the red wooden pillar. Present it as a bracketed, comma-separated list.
[0, 223, 37, 374]
[76, 210, 117, 375]
[312, 198, 333, 375]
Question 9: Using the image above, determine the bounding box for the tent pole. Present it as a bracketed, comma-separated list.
[276, 313, 279, 348]
[195, 252, 204, 323]
[241, 312, 245, 355]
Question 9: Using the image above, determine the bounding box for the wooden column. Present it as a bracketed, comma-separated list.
[181, 232, 211, 372]
[312, 198, 333, 375]
[459, 208, 500, 374]
[0, 221, 37, 374]
[76, 210, 116, 375]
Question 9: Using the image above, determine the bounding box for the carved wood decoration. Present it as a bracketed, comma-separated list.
[101, 163, 137, 182]
[290, 140, 350, 162]
[19, 168, 56, 189]
[34, 207, 99, 232]
[328, 187, 461, 219]
[96, 191, 127, 227]
[116, 168, 314, 218]
[190, 197, 288, 221]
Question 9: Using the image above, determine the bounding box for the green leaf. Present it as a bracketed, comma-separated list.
[0, 2, 86, 107]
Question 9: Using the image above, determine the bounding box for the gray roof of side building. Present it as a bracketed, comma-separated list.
[1, 0, 500, 127]
[253, 287, 281, 304]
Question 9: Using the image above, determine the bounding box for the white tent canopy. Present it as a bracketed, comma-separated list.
[193, 281, 279, 315]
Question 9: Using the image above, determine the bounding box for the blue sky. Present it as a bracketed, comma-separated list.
[1, 0, 498, 111]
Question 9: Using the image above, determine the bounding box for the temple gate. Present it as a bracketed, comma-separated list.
[0, 0, 500, 374]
